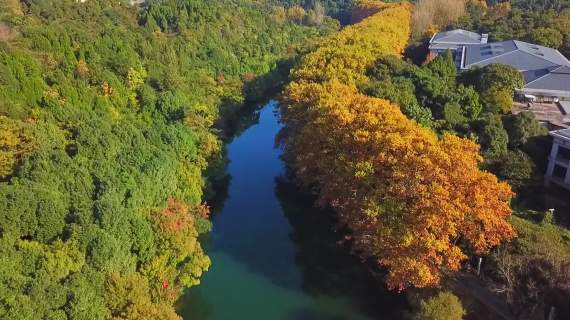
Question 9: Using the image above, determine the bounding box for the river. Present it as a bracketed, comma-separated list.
[178, 100, 407, 320]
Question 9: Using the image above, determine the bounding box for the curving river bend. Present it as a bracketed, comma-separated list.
[178, 101, 406, 320]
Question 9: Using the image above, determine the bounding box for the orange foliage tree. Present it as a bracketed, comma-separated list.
[279, 2, 515, 290]
[142, 198, 210, 303]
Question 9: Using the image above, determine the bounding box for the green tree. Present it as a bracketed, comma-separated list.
[495, 150, 535, 190]
[477, 64, 525, 93]
[426, 50, 457, 85]
[483, 87, 514, 114]
[503, 111, 548, 148]
[530, 27, 563, 48]
[443, 101, 468, 128]
[478, 114, 509, 156]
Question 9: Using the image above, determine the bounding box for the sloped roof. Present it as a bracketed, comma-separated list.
[428, 43, 463, 51]
[463, 40, 570, 70]
[430, 29, 482, 44]
[524, 66, 570, 91]
[551, 128, 570, 141]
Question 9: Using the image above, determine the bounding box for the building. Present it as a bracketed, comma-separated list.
[516, 66, 570, 102]
[545, 128, 570, 190]
[459, 40, 570, 102]
[430, 29, 570, 103]
[428, 29, 488, 56]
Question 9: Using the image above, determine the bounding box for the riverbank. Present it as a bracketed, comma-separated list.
[178, 101, 408, 319]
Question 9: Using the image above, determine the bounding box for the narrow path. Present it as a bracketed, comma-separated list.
[448, 273, 513, 320]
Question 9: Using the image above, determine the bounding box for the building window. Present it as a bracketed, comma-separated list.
[553, 164, 567, 179]
[557, 146, 570, 161]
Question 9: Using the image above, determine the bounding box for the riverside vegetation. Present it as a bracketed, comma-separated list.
[1, 0, 570, 319]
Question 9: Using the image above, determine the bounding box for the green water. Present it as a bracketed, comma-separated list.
[178, 101, 406, 319]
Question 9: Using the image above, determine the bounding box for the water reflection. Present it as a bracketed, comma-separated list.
[275, 176, 407, 319]
[179, 101, 407, 319]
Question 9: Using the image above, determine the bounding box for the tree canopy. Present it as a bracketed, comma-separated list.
[279, 2, 515, 290]
[0, 0, 333, 318]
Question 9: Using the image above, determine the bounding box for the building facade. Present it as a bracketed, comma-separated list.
[545, 128, 570, 190]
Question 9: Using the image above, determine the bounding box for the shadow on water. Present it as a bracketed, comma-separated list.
[179, 101, 408, 319]
[203, 103, 265, 214]
[275, 175, 408, 320]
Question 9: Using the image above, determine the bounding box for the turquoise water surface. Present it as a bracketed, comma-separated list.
[178, 101, 406, 320]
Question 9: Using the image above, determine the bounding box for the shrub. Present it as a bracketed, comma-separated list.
[478, 114, 509, 156]
[483, 87, 514, 114]
[503, 111, 548, 149]
[414, 291, 466, 320]
[495, 150, 535, 190]
[530, 27, 563, 49]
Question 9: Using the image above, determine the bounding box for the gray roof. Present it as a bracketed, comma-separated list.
[428, 43, 463, 51]
[524, 66, 570, 91]
[550, 128, 570, 141]
[430, 29, 482, 45]
[463, 40, 570, 70]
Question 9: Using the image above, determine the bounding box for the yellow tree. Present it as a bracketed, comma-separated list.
[280, 2, 515, 290]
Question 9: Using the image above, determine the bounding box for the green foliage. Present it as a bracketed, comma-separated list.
[503, 111, 548, 149]
[414, 291, 466, 320]
[477, 114, 509, 156]
[426, 50, 456, 84]
[530, 27, 564, 48]
[0, 0, 331, 318]
[455, 3, 569, 54]
[490, 212, 570, 318]
[510, 212, 570, 258]
[477, 64, 525, 93]
[365, 52, 486, 133]
[493, 150, 535, 190]
[361, 75, 433, 127]
[483, 87, 514, 114]
[443, 102, 468, 128]
[460, 64, 523, 114]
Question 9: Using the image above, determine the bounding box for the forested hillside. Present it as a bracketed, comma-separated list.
[279, 2, 515, 290]
[276, 0, 353, 24]
[0, 0, 335, 319]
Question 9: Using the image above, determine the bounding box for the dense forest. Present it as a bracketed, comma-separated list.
[1, 0, 570, 319]
[0, 0, 336, 319]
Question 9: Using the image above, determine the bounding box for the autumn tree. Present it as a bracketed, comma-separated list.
[280, 2, 515, 290]
[282, 81, 514, 289]
[411, 0, 466, 38]
[0, 117, 34, 179]
[144, 198, 211, 302]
